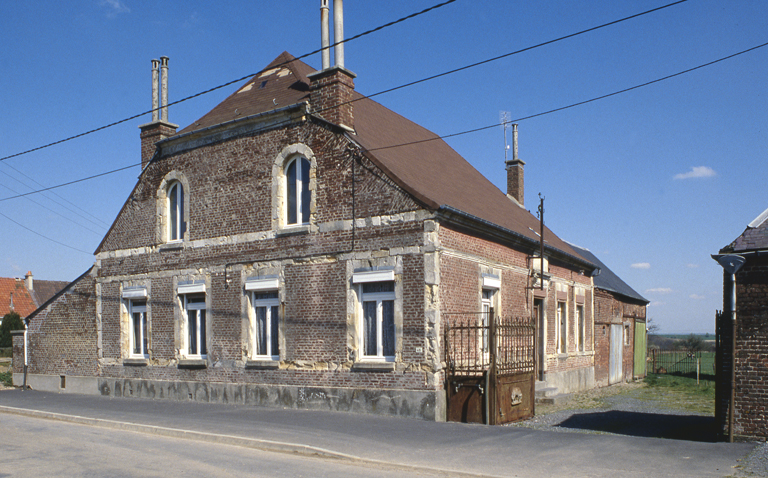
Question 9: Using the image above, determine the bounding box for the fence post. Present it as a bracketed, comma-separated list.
[488, 309, 496, 425]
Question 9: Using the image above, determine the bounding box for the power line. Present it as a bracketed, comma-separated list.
[0, 210, 92, 255]
[366, 40, 768, 153]
[0, 0, 457, 164]
[4, 39, 765, 203]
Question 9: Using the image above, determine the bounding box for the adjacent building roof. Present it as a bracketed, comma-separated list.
[175, 52, 591, 267]
[568, 243, 648, 304]
[29, 280, 70, 308]
[721, 206, 768, 253]
[0, 278, 37, 318]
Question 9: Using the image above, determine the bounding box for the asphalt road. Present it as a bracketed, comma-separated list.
[0, 413, 446, 478]
[0, 389, 757, 477]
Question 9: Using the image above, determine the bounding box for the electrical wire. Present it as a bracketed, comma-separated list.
[0, 0, 457, 164]
[0, 210, 92, 255]
[4, 39, 765, 203]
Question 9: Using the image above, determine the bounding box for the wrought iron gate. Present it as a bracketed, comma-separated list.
[445, 312, 536, 424]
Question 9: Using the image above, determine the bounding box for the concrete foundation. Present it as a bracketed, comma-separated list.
[542, 366, 594, 394]
[16, 373, 440, 421]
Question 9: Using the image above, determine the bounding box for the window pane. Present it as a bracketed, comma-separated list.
[254, 291, 278, 300]
[132, 312, 142, 355]
[179, 184, 186, 238]
[170, 184, 179, 240]
[300, 157, 310, 223]
[270, 305, 279, 356]
[141, 313, 148, 355]
[362, 281, 394, 294]
[255, 306, 267, 355]
[382, 300, 395, 357]
[287, 160, 297, 224]
[199, 309, 207, 355]
[363, 301, 377, 356]
[188, 310, 197, 355]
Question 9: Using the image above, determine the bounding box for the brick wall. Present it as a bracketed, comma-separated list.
[732, 255, 768, 440]
[593, 289, 646, 387]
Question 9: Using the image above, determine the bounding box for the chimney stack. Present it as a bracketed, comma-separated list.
[505, 124, 525, 206]
[140, 56, 178, 169]
[25, 271, 33, 292]
[308, 0, 356, 131]
[320, 0, 331, 70]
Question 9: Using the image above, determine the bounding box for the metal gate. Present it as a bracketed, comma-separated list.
[445, 312, 536, 424]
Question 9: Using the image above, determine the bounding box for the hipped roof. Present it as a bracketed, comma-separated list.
[177, 52, 590, 266]
[721, 206, 768, 253]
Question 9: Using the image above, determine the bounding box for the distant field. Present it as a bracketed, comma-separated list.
[657, 334, 715, 342]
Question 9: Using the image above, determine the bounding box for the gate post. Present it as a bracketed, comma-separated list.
[488, 309, 497, 425]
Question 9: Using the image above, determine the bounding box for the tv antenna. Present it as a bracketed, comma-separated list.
[500, 111, 511, 161]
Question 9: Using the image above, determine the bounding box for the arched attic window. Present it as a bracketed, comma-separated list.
[285, 156, 310, 225]
[168, 180, 186, 241]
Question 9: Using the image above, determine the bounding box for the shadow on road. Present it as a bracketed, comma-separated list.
[557, 411, 717, 442]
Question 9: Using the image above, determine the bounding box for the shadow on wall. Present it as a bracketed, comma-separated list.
[557, 411, 717, 442]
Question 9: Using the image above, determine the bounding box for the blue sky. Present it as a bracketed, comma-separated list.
[2, 1, 767, 334]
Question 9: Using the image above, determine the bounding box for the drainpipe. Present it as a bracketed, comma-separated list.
[712, 253, 745, 443]
[22, 319, 28, 390]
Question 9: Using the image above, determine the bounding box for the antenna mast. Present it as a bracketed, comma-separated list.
[500, 111, 511, 161]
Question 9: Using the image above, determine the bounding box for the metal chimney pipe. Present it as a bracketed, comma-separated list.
[151, 59, 160, 123]
[160, 56, 169, 122]
[321, 0, 331, 70]
[512, 124, 519, 161]
[333, 0, 344, 69]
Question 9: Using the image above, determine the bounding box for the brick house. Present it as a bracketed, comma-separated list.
[14, 2, 601, 420]
[713, 207, 768, 441]
[568, 244, 648, 387]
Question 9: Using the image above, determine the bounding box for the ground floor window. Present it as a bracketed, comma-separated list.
[576, 304, 585, 352]
[557, 301, 567, 354]
[252, 290, 279, 359]
[183, 293, 207, 357]
[361, 281, 395, 360]
[129, 299, 148, 357]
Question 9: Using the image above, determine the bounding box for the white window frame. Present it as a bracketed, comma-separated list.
[359, 281, 396, 362]
[182, 293, 207, 358]
[576, 304, 585, 352]
[285, 156, 310, 226]
[557, 301, 567, 354]
[168, 180, 185, 242]
[128, 299, 148, 358]
[251, 290, 280, 360]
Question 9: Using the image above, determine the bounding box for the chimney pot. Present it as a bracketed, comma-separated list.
[160, 56, 169, 123]
[140, 56, 178, 169]
[333, 0, 345, 69]
[321, 0, 331, 70]
[25, 271, 33, 291]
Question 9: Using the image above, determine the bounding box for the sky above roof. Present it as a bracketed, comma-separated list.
[2, 0, 767, 334]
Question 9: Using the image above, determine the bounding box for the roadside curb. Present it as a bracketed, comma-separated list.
[0, 405, 502, 478]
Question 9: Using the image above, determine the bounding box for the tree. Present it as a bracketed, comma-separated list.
[646, 317, 660, 335]
[678, 334, 704, 353]
[0, 312, 24, 348]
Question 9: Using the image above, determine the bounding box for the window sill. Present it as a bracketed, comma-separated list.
[245, 359, 280, 370]
[123, 358, 149, 366]
[178, 358, 207, 369]
[159, 242, 184, 252]
[276, 224, 311, 237]
[352, 361, 396, 372]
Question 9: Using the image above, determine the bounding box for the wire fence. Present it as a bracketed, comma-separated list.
[648, 348, 708, 375]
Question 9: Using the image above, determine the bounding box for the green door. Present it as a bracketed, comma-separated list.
[634, 321, 647, 377]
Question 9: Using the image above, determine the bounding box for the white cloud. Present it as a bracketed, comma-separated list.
[674, 166, 716, 180]
[646, 288, 673, 294]
[100, 0, 130, 17]
[648, 301, 666, 307]
[686, 263, 699, 268]
[631, 262, 651, 269]
[690, 294, 706, 300]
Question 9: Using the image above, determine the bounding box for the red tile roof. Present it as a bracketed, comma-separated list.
[0, 278, 37, 318]
[175, 52, 589, 265]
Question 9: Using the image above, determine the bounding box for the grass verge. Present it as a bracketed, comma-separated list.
[0, 370, 12, 387]
[636, 373, 715, 415]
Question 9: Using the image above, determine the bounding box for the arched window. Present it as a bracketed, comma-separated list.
[285, 156, 310, 225]
[168, 181, 185, 241]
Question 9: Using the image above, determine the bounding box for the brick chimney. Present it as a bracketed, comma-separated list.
[308, 0, 356, 131]
[139, 56, 178, 169]
[505, 124, 525, 206]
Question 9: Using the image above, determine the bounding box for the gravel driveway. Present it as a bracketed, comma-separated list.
[508, 382, 768, 477]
